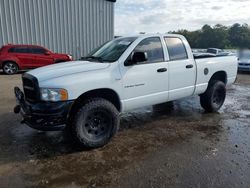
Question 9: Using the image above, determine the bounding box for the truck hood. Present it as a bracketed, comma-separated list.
[28, 61, 110, 82]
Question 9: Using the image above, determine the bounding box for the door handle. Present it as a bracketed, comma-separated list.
[186, 64, 194, 69]
[157, 68, 167, 73]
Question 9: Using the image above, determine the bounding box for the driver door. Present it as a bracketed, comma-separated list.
[120, 37, 169, 111]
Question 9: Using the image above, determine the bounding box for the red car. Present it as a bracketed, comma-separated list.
[0, 44, 72, 74]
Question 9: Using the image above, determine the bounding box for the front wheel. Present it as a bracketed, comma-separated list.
[200, 80, 226, 112]
[3, 62, 19, 75]
[70, 98, 120, 148]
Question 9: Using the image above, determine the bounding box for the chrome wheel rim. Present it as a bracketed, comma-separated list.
[4, 63, 17, 74]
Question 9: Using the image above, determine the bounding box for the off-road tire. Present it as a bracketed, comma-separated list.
[70, 98, 120, 148]
[200, 80, 226, 112]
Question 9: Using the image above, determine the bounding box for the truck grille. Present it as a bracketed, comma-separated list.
[22, 74, 40, 102]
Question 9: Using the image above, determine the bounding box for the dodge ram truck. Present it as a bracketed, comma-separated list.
[14, 34, 238, 148]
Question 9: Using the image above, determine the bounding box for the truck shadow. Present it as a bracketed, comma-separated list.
[0, 97, 224, 165]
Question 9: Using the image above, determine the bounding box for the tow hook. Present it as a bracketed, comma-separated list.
[14, 105, 21, 114]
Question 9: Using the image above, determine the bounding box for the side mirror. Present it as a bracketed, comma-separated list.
[44, 51, 51, 55]
[125, 52, 148, 66]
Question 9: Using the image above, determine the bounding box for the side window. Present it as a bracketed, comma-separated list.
[30, 47, 46, 54]
[133, 37, 164, 64]
[8, 48, 16, 53]
[9, 47, 30, 53]
[164, 37, 188, 61]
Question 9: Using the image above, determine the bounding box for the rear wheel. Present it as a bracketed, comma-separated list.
[3, 62, 19, 75]
[200, 80, 226, 112]
[70, 98, 120, 148]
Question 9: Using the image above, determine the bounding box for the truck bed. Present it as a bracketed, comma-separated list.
[194, 55, 238, 95]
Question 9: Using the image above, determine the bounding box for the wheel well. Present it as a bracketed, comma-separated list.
[68, 89, 121, 123]
[2, 61, 19, 69]
[209, 71, 227, 85]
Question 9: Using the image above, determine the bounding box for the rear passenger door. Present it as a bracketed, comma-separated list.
[8, 47, 36, 68]
[164, 37, 196, 100]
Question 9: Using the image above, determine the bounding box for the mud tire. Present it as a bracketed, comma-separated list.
[70, 98, 119, 148]
[200, 80, 226, 112]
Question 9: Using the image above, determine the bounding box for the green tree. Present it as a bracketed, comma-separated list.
[229, 23, 250, 49]
[170, 23, 250, 49]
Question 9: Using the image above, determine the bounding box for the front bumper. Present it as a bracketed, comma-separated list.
[14, 87, 73, 131]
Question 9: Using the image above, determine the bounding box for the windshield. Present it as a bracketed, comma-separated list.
[86, 37, 137, 62]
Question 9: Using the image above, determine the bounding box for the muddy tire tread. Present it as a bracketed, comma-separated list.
[70, 98, 119, 148]
[200, 80, 226, 112]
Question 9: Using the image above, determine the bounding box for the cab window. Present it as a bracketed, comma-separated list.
[133, 37, 164, 64]
[164, 37, 188, 61]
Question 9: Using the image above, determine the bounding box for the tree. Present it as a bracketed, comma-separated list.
[170, 23, 250, 49]
[229, 23, 250, 49]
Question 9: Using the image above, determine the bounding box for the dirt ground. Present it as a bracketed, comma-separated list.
[0, 71, 250, 188]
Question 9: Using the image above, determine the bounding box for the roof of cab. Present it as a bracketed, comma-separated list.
[117, 33, 185, 39]
[4, 44, 47, 48]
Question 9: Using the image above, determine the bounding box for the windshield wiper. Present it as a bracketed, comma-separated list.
[81, 56, 103, 62]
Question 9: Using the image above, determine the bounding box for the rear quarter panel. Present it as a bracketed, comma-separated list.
[0, 55, 21, 69]
[194, 56, 238, 95]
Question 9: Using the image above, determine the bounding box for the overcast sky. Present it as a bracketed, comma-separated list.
[114, 0, 250, 35]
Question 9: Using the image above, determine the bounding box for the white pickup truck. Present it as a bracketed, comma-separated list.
[14, 34, 237, 148]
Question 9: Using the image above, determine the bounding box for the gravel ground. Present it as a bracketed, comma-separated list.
[0, 71, 249, 188]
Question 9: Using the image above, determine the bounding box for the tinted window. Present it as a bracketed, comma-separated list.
[134, 37, 164, 63]
[8, 48, 15, 53]
[9, 47, 30, 53]
[164, 37, 188, 61]
[31, 47, 46, 54]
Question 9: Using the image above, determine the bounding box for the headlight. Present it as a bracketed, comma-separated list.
[40, 88, 68, 101]
[67, 55, 73, 60]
